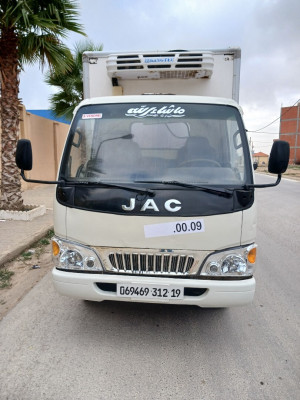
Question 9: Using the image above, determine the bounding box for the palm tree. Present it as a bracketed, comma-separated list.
[0, 0, 85, 210]
[45, 40, 103, 121]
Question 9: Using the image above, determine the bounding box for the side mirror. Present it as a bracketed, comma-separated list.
[16, 139, 32, 171]
[248, 140, 289, 189]
[72, 130, 82, 148]
[253, 161, 258, 170]
[268, 140, 290, 174]
[15, 139, 63, 185]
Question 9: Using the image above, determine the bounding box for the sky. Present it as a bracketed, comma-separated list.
[19, 0, 300, 154]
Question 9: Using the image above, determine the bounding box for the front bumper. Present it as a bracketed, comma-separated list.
[52, 268, 255, 308]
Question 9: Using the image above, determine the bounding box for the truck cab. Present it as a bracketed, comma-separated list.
[51, 94, 257, 307]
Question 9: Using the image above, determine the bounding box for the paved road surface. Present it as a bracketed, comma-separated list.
[0, 174, 299, 400]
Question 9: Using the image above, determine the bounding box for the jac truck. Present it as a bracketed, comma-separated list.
[16, 48, 289, 307]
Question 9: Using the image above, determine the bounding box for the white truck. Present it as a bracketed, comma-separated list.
[16, 48, 290, 307]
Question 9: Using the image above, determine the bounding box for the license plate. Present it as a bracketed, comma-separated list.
[117, 283, 184, 299]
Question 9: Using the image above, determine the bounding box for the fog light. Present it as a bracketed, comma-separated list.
[85, 257, 95, 269]
[208, 262, 220, 274]
[221, 255, 247, 275]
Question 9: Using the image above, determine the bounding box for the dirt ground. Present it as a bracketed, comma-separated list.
[0, 242, 53, 321]
[0, 165, 299, 321]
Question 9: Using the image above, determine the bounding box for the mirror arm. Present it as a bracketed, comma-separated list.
[245, 174, 281, 189]
[20, 170, 65, 186]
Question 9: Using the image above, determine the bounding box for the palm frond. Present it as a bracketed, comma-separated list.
[45, 39, 103, 119]
[19, 33, 73, 72]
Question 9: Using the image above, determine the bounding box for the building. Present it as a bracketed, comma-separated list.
[253, 152, 269, 167]
[28, 110, 70, 125]
[279, 102, 300, 164]
[0, 105, 69, 190]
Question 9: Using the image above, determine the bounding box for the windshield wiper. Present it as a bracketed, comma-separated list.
[135, 180, 233, 197]
[65, 180, 155, 196]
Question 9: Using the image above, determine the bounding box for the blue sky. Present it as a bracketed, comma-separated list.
[19, 0, 300, 153]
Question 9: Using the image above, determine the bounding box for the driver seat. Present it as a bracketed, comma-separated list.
[177, 136, 217, 165]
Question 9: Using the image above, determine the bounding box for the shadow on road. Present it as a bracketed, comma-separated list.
[72, 300, 231, 347]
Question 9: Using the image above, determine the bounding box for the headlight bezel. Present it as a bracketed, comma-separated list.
[52, 236, 103, 272]
[200, 244, 257, 278]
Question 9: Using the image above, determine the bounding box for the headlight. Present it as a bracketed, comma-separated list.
[200, 244, 257, 278]
[52, 237, 103, 272]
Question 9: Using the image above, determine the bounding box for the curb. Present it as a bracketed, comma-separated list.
[0, 224, 53, 267]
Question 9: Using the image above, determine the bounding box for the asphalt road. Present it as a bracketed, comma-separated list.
[0, 174, 299, 400]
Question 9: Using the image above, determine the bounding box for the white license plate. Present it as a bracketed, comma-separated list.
[117, 283, 184, 299]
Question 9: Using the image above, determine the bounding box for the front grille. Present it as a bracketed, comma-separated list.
[107, 251, 195, 276]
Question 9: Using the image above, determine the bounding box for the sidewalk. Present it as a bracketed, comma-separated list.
[0, 185, 56, 266]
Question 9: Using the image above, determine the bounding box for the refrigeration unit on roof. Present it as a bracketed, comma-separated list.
[106, 51, 214, 80]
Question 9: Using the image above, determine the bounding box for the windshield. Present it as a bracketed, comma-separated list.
[60, 102, 251, 186]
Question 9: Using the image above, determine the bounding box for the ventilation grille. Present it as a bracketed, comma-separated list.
[106, 51, 214, 80]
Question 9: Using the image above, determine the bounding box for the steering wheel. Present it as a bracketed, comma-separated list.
[179, 158, 221, 167]
[75, 164, 85, 177]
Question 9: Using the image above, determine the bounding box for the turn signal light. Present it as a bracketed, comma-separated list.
[52, 240, 60, 257]
[247, 247, 257, 264]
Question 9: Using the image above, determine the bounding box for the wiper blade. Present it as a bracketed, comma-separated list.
[65, 180, 155, 196]
[135, 180, 233, 197]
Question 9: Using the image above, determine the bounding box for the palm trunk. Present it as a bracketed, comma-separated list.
[0, 27, 23, 210]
